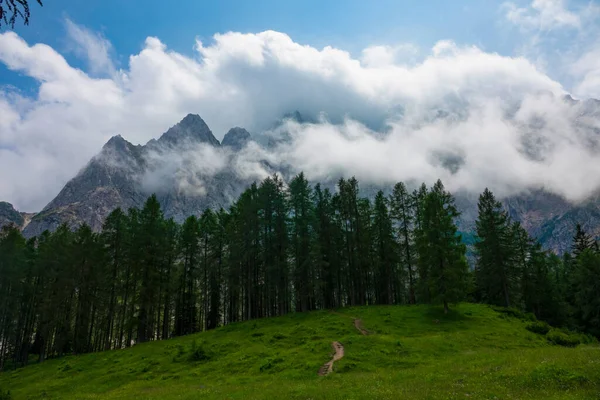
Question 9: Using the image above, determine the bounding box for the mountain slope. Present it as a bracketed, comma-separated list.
[22, 135, 148, 237]
[1, 303, 598, 399]
[0, 202, 24, 229]
[21, 114, 254, 237]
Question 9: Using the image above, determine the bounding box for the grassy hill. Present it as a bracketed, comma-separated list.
[1, 303, 599, 399]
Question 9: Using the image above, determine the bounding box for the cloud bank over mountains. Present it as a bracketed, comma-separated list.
[1, 0, 600, 211]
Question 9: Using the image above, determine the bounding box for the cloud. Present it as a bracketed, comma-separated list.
[503, 0, 580, 31]
[1, 20, 599, 212]
[272, 93, 600, 203]
[64, 18, 115, 76]
[502, 0, 600, 99]
[571, 45, 600, 98]
[360, 44, 419, 68]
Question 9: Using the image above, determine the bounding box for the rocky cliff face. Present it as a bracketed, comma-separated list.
[6, 103, 600, 254]
[21, 114, 264, 237]
[0, 202, 25, 229]
[0, 202, 36, 232]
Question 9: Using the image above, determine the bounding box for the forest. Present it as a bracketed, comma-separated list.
[0, 174, 598, 370]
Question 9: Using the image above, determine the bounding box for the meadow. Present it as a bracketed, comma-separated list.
[1, 303, 598, 399]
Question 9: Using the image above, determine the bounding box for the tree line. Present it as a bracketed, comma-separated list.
[0, 174, 598, 369]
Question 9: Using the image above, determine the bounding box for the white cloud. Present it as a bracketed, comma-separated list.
[360, 44, 419, 68]
[2, 20, 599, 212]
[504, 0, 581, 31]
[64, 18, 115, 76]
[503, 0, 600, 101]
[571, 45, 600, 98]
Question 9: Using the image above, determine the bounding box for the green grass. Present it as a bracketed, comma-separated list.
[1, 303, 599, 399]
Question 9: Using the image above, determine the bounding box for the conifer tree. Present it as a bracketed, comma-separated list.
[572, 249, 600, 336]
[419, 180, 468, 313]
[176, 215, 200, 336]
[372, 191, 397, 304]
[289, 173, 314, 312]
[572, 223, 594, 258]
[101, 208, 127, 350]
[474, 188, 517, 307]
[137, 195, 165, 343]
[390, 182, 416, 304]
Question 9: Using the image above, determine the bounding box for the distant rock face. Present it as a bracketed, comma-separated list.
[0, 202, 24, 229]
[158, 114, 220, 148]
[0, 202, 35, 232]
[222, 127, 251, 150]
[21, 114, 262, 237]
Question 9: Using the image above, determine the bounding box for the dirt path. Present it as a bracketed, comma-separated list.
[318, 341, 345, 376]
[353, 319, 369, 335]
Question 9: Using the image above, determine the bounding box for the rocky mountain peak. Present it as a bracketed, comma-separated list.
[222, 127, 251, 150]
[102, 134, 132, 153]
[158, 114, 220, 147]
[0, 201, 24, 229]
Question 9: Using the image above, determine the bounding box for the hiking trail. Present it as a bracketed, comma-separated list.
[318, 341, 344, 376]
[318, 312, 373, 375]
[354, 319, 369, 335]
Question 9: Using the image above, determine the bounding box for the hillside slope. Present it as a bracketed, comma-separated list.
[1, 304, 598, 399]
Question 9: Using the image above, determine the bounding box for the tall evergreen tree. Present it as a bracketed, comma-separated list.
[372, 191, 397, 304]
[572, 223, 594, 258]
[176, 215, 200, 336]
[289, 173, 314, 312]
[419, 180, 468, 313]
[390, 182, 416, 304]
[572, 249, 600, 336]
[136, 195, 165, 343]
[474, 188, 517, 307]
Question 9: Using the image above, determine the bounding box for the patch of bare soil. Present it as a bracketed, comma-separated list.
[317, 341, 344, 376]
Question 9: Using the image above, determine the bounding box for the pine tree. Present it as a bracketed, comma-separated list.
[136, 195, 165, 343]
[176, 215, 200, 336]
[572, 249, 600, 336]
[390, 182, 416, 304]
[474, 188, 517, 307]
[312, 184, 338, 309]
[572, 224, 594, 258]
[101, 208, 127, 350]
[72, 224, 102, 354]
[412, 183, 430, 302]
[0, 226, 27, 369]
[419, 180, 468, 313]
[289, 173, 314, 312]
[372, 191, 397, 304]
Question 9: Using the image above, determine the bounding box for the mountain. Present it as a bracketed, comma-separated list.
[21, 114, 266, 237]
[0, 201, 36, 231]
[221, 127, 251, 150]
[157, 113, 220, 148]
[6, 100, 600, 253]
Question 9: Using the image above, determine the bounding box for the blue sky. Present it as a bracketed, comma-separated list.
[2, 0, 596, 96]
[0, 0, 599, 211]
[10, 0, 512, 54]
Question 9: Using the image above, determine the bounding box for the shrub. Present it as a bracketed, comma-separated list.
[188, 341, 211, 362]
[526, 321, 550, 335]
[59, 363, 72, 372]
[259, 357, 283, 372]
[493, 306, 537, 322]
[547, 330, 580, 347]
